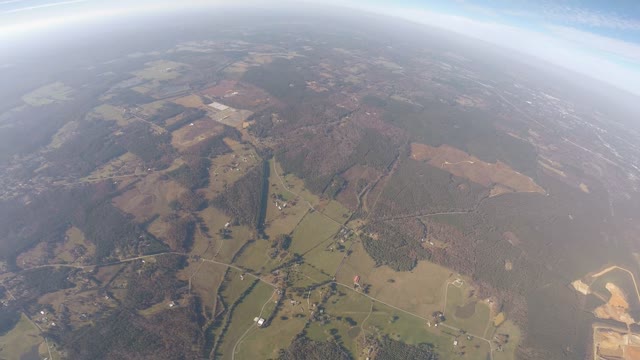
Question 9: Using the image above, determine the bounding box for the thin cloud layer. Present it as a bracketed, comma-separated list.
[1, 0, 639, 95]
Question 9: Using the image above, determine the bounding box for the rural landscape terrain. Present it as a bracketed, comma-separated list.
[1, 12, 640, 360]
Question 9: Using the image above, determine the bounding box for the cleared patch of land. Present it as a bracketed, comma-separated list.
[233, 300, 307, 360]
[22, 82, 73, 106]
[263, 160, 310, 236]
[132, 60, 187, 81]
[593, 283, 635, 324]
[444, 283, 494, 337]
[170, 117, 224, 151]
[336, 242, 452, 319]
[0, 314, 47, 360]
[83, 152, 144, 183]
[52, 226, 95, 264]
[89, 104, 131, 126]
[215, 281, 275, 359]
[113, 174, 186, 222]
[172, 94, 207, 108]
[289, 211, 341, 255]
[411, 143, 545, 196]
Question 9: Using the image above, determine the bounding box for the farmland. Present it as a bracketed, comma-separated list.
[0, 314, 52, 360]
[4, 12, 631, 360]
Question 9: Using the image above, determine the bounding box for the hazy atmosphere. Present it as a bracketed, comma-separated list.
[1, 1, 640, 360]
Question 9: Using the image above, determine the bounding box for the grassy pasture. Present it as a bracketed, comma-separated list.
[22, 82, 73, 106]
[233, 239, 280, 274]
[290, 263, 332, 288]
[53, 226, 95, 264]
[274, 160, 320, 206]
[170, 118, 225, 151]
[264, 160, 310, 239]
[289, 211, 340, 255]
[444, 284, 493, 337]
[90, 103, 131, 126]
[132, 60, 186, 81]
[319, 200, 351, 224]
[83, 152, 143, 182]
[492, 320, 521, 360]
[220, 269, 254, 307]
[305, 288, 370, 358]
[202, 139, 259, 200]
[234, 304, 308, 360]
[177, 260, 227, 318]
[0, 314, 46, 360]
[214, 225, 253, 264]
[336, 242, 452, 319]
[216, 281, 275, 359]
[303, 236, 354, 277]
[15, 241, 48, 268]
[112, 174, 186, 222]
[364, 300, 491, 360]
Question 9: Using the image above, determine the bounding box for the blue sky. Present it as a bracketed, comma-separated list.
[1, 0, 640, 95]
[352, 0, 640, 95]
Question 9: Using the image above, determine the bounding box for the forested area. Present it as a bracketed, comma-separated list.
[168, 158, 210, 190]
[278, 337, 351, 360]
[372, 158, 487, 218]
[0, 307, 19, 336]
[74, 199, 160, 262]
[117, 122, 173, 169]
[377, 97, 539, 178]
[373, 335, 438, 360]
[148, 103, 187, 125]
[46, 119, 125, 177]
[362, 219, 430, 271]
[162, 215, 195, 252]
[211, 161, 269, 231]
[107, 88, 155, 106]
[278, 123, 399, 196]
[0, 188, 93, 269]
[64, 303, 202, 360]
[166, 108, 206, 132]
[0, 182, 162, 271]
[123, 255, 186, 310]
[22, 267, 75, 297]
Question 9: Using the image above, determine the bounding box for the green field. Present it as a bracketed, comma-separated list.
[214, 224, 253, 263]
[444, 284, 493, 337]
[305, 288, 371, 358]
[336, 242, 452, 318]
[220, 269, 255, 306]
[0, 314, 48, 360]
[303, 236, 354, 277]
[492, 320, 521, 360]
[216, 281, 275, 359]
[320, 200, 351, 224]
[276, 160, 320, 206]
[233, 239, 279, 274]
[132, 60, 186, 81]
[289, 263, 333, 288]
[22, 82, 73, 106]
[234, 309, 308, 360]
[290, 211, 340, 255]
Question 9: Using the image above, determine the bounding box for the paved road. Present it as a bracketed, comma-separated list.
[200, 258, 276, 288]
[21, 251, 186, 272]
